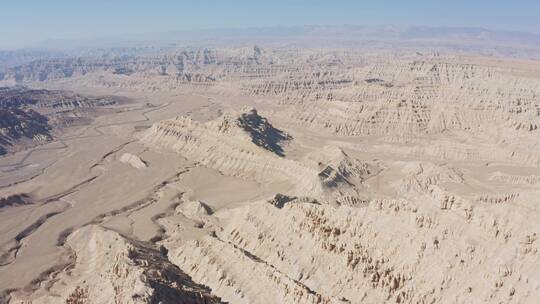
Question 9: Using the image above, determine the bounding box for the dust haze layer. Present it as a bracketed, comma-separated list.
[1, 27, 540, 304]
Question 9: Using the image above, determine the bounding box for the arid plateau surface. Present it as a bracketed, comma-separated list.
[0, 46, 540, 304]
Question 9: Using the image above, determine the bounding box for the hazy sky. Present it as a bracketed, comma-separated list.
[1, 0, 539, 48]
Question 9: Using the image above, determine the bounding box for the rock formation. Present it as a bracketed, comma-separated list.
[10, 225, 223, 304]
[165, 194, 540, 303]
[2, 46, 540, 304]
[141, 108, 377, 203]
[119, 153, 147, 169]
[0, 86, 116, 154]
[0, 106, 51, 154]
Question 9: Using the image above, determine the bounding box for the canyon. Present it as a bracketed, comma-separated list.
[0, 39, 540, 304]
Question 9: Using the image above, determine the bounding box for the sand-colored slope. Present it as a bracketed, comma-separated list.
[167, 194, 540, 304]
[2, 49, 540, 304]
[141, 107, 379, 204]
[10, 225, 222, 304]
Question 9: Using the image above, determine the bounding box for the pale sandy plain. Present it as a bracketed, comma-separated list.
[0, 49, 540, 304]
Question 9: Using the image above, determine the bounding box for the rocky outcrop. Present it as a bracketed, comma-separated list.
[177, 200, 213, 218]
[119, 153, 147, 169]
[12, 225, 223, 304]
[393, 162, 464, 195]
[0, 106, 51, 154]
[166, 195, 540, 304]
[0, 86, 116, 109]
[490, 172, 540, 185]
[141, 108, 316, 195]
[0, 194, 31, 208]
[235, 107, 291, 157]
[142, 108, 377, 203]
[0, 86, 117, 154]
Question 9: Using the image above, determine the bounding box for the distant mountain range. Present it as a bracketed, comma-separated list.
[30, 25, 540, 48]
[2, 25, 540, 63]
